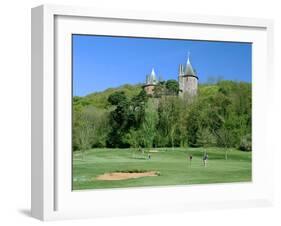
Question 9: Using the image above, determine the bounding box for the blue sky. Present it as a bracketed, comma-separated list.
[73, 35, 252, 97]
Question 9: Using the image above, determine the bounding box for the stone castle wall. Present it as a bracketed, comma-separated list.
[182, 76, 198, 97]
[144, 85, 155, 95]
[179, 76, 198, 97]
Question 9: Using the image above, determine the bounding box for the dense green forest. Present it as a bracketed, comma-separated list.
[73, 80, 251, 153]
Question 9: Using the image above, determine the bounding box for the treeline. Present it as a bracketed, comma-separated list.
[73, 80, 251, 152]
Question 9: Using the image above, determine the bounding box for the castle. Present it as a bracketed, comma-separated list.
[143, 55, 198, 98]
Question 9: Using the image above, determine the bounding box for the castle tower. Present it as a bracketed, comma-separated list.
[178, 54, 198, 98]
[143, 68, 158, 95]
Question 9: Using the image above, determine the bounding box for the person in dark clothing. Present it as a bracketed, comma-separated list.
[189, 154, 193, 167]
[203, 153, 208, 167]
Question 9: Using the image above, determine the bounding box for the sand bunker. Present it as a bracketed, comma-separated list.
[96, 171, 159, 181]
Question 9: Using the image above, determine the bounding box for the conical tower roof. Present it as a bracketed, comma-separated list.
[184, 54, 196, 77]
[145, 68, 158, 85]
[151, 68, 156, 80]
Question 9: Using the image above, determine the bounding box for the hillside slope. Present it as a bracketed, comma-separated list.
[73, 82, 245, 110]
[74, 84, 143, 109]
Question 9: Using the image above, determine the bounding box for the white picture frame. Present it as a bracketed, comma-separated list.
[31, 4, 274, 221]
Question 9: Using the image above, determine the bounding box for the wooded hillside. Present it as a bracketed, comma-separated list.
[73, 80, 251, 152]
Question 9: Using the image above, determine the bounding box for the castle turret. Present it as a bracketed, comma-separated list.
[143, 68, 158, 95]
[178, 64, 184, 93]
[178, 53, 198, 98]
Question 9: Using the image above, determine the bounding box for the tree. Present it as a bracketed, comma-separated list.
[73, 109, 94, 159]
[85, 107, 110, 148]
[72, 80, 252, 152]
[197, 126, 216, 148]
[206, 84, 234, 159]
[156, 96, 180, 148]
[239, 133, 252, 151]
[131, 89, 148, 128]
[107, 91, 131, 147]
[185, 101, 202, 147]
[107, 90, 148, 148]
[153, 81, 165, 98]
[165, 79, 179, 95]
[108, 91, 127, 105]
[123, 129, 141, 148]
[177, 98, 189, 147]
[156, 97, 171, 147]
[140, 99, 158, 148]
[167, 97, 180, 148]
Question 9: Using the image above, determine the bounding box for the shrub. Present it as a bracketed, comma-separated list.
[239, 134, 252, 151]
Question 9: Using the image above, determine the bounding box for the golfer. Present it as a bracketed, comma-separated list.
[189, 154, 193, 167]
[203, 154, 208, 167]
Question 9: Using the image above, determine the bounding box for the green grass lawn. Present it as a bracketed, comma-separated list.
[72, 147, 252, 190]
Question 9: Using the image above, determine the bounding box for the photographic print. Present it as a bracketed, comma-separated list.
[72, 35, 252, 190]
